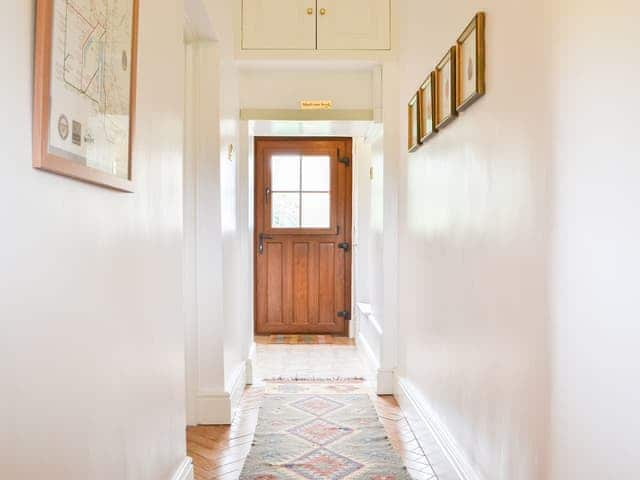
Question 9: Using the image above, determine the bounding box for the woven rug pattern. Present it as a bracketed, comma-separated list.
[240, 384, 412, 479]
[268, 335, 334, 345]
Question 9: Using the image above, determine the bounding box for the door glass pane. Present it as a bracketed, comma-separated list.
[301, 155, 330, 191]
[272, 192, 300, 228]
[271, 155, 300, 191]
[301, 193, 330, 228]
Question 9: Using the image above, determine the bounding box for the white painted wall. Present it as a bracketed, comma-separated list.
[214, 0, 251, 407]
[239, 68, 373, 110]
[183, 0, 253, 425]
[548, 0, 640, 478]
[353, 138, 372, 306]
[0, 1, 189, 479]
[395, 1, 550, 479]
[183, 40, 226, 425]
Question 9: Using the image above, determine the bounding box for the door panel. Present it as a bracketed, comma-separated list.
[318, 242, 336, 325]
[255, 138, 352, 335]
[317, 0, 391, 50]
[292, 241, 310, 325]
[242, 0, 317, 50]
[265, 241, 284, 325]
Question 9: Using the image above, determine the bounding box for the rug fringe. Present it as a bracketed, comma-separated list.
[263, 376, 366, 383]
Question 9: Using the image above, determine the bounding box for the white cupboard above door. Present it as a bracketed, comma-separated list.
[242, 0, 317, 50]
[317, 0, 390, 50]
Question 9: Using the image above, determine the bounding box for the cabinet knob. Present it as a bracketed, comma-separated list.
[307, 7, 313, 15]
[319, 8, 327, 15]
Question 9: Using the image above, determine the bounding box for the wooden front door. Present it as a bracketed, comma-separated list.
[255, 138, 352, 336]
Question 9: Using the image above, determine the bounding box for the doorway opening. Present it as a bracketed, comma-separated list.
[254, 137, 353, 337]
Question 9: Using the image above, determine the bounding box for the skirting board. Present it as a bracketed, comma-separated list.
[376, 368, 395, 395]
[394, 376, 483, 480]
[357, 331, 379, 371]
[246, 342, 257, 385]
[356, 332, 394, 395]
[171, 457, 194, 480]
[196, 361, 247, 424]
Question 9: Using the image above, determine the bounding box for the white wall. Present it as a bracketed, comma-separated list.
[395, 1, 550, 479]
[353, 138, 372, 305]
[0, 1, 188, 479]
[214, 0, 251, 404]
[239, 68, 373, 110]
[183, 40, 226, 425]
[183, 0, 253, 425]
[548, 0, 640, 478]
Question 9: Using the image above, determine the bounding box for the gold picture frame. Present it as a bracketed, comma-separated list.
[456, 12, 486, 111]
[418, 72, 437, 143]
[408, 93, 420, 152]
[435, 47, 458, 129]
[33, 0, 139, 192]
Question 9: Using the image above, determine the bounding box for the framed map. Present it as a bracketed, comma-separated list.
[33, 0, 139, 191]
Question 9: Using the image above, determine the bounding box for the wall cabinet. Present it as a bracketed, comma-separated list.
[242, 0, 317, 50]
[317, 0, 390, 50]
[242, 0, 391, 51]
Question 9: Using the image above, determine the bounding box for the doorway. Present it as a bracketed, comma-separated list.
[254, 137, 353, 336]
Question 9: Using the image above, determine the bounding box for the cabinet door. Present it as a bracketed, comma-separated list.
[242, 0, 317, 50]
[317, 0, 390, 50]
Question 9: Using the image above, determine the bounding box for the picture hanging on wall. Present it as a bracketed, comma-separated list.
[435, 47, 458, 129]
[33, 0, 139, 192]
[419, 72, 437, 143]
[456, 12, 486, 111]
[408, 93, 420, 152]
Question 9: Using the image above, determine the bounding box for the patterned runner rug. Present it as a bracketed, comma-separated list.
[268, 335, 334, 344]
[240, 383, 412, 479]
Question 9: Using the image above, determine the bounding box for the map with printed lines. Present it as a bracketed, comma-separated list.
[48, 0, 134, 178]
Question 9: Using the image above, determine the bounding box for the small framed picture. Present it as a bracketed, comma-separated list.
[408, 93, 420, 152]
[435, 47, 457, 129]
[456, 12, 486, 111]
[418, 72, 437, 143]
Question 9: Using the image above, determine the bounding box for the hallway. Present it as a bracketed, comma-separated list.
[187, 342, 436, 479]
[3, 1, 640, 480]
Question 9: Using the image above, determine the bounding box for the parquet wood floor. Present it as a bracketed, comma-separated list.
[187, 343, 437, 480]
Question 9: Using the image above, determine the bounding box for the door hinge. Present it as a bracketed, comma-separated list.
[338, 242, 350, 252]
[337, 148, 351, 167]
[337, 310, 351, 321]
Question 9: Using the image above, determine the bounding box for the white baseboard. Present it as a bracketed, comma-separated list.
[376, 368, 395, 395]
[357, 331, 380, 373]
[246, 341, 257, 385]
[171, 457, 193, 480]
[196, 361, 247, 425]
[196, 390, 232, 424]
[356, 328, 394, 395]
[228, 361, 247, 419]
[394, 376, 483, 480]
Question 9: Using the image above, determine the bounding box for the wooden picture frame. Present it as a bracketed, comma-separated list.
[33, 0, 139, 192]
[418, 72, 437, 143]
[408, 93, 420, 152]
[435, 47, 458, 130]
[456, 12, 486, 111]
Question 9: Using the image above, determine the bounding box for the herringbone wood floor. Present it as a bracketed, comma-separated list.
[187, 342, 437, 480]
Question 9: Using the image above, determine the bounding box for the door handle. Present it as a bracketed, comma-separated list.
[258, 232, 273, 255]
